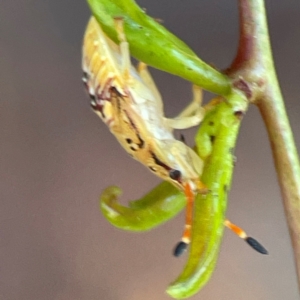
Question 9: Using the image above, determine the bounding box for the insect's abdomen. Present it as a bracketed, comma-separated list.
[82, 17, 124, 96]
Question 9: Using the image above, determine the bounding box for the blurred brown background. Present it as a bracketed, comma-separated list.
[1, 1, 300, 299]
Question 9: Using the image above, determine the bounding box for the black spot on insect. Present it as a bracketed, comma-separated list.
[136, 135, 144, 148]
[130, 146, 137, 152]
[208, 121, 214, 126]
[124, 112, 145, 149]
[89, 99, 105, 119]
[210, 135, 215, 143]
[89, 93, 96, 101]
[149, 166, 157, 172]
[126, 138, 132, 144]
[150, 151, 171, 171]
[82, 71, 89, 82]
[223, 184, 228, 193]
[169, 169, 181, 181]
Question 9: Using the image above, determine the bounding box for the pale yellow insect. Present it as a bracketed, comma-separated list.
[82, 16, 208, 252]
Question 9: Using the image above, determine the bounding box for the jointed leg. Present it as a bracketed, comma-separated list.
[165, 85, 205, 130]
[176, 85, 203, 118]
[165, 86, 224, 130]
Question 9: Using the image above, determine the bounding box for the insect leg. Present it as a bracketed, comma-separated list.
[224, 219, 268, 254]
[165, 114, 204, 130]
[164, 85, 205, 129]
[166, 87, 225, 130]
[178, 86, 223, 117]
[176, 85, 203, 118]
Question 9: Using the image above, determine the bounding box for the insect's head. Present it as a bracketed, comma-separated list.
[167, 167, 206, 194]
[148, 140, 206, 194]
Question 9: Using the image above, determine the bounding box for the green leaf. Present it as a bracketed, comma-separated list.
[87, 0, 231, 95]
[100, 182, 185, 232]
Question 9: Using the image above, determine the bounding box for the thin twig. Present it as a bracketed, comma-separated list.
[228, 0, 300, 289]
[258, 77, 300, 288]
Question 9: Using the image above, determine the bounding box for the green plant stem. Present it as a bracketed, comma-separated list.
[87, 0, 231, 95]
[100, 182, 185, 231]
[167, 92, 248, 299]
[228, 0, 300, 288]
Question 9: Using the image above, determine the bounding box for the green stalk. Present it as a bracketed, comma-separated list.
[87, 0, 231, 95]
[100, 182, 185, 232]
[167, 91, 248, 299]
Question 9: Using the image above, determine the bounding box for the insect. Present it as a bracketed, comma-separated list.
[82, 16, 267, 256]
[82, 16, 208, 252]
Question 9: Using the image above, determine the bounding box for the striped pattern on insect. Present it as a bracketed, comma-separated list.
[82, 16, 207, 252]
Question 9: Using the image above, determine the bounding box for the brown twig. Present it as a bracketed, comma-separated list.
[227, 0, 300, 290]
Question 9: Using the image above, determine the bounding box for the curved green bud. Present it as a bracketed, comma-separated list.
[100, 181, 185, 231]
[87, 0, 231, 95]
[167, 92, 248, 299]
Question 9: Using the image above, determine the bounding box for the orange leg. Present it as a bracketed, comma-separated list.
[174, 189, 268, 256]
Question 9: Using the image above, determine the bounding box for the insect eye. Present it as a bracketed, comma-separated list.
[169, 169, 181, 181]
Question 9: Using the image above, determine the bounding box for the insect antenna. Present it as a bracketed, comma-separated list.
[173, 183, 194, 257]
[224, 219, 268, 254]
[174, 210, 268, 256]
